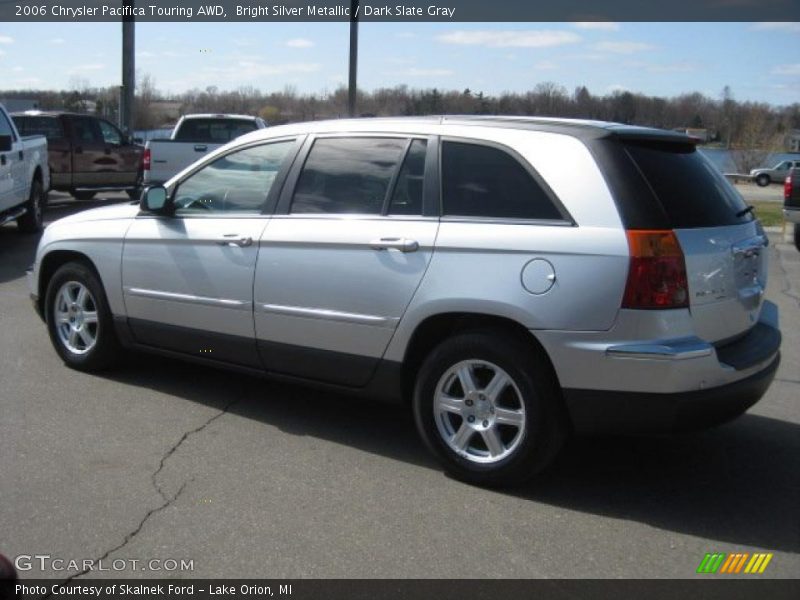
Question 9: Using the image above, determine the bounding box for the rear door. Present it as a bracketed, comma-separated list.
[13, 115, 72, 189]
[621, 140, 766, 343]
[254, 135, 439, 386]
[68, 116, 108, 187]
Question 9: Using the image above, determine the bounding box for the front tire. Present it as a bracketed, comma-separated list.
[17, 178, 45, 233]
[755, 174, 770, 187]
[45, 262, 121, 371]
[72, 190, 96, 201]
[413, 331, 567, 487]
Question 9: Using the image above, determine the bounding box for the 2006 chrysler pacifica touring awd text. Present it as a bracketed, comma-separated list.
[28, 116, 782, 485]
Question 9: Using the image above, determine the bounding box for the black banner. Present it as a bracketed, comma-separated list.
[3, 0, 800, 22]
[4, 579, 800, 600]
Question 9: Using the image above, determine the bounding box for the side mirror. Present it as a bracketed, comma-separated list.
[140, 185, 171, 215]
[0, 135, 11, 152]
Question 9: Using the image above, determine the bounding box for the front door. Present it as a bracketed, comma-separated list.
[255, 135, 439, 386]
[121, 138, 299, 367]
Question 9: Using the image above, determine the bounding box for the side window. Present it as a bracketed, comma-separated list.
[441, 141, 562, 220]
[291, 137, 407, 214]
[98, 120, 122, 145]
[389, 139, 427, 215]
[173, 140, 295, 215]
[71, 118, 103, 144]
[0, 111, 16, 140]
[13, 117, 64, 140]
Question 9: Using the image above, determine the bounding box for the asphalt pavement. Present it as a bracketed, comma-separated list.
[1, 192, 798, 580]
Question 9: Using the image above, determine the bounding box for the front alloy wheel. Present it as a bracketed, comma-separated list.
[53, 281, 99, 355]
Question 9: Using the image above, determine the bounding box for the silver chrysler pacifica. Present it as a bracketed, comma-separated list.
[28, 116, 782, 485]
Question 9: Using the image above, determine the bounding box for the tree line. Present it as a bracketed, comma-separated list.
[3, 78, 798, 171]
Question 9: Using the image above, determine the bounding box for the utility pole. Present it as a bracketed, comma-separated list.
[348, 0, 358, 117]
[121, 0, 135, 133]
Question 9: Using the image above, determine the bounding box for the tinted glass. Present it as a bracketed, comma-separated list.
[441, 142, 562, 220]
[71, 117, 103, 144]
[174, 119, 258, 143]
[291, 138, 407, 214]
[0, 111, 15, 138]
[389, 139, 427, 215]
[98, 120, 122, 145]
[624, 141, 752, 228]
[174, 141, 294, 214]
[12, 116, 65, 140]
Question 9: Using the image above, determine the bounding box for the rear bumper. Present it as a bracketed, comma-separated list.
[564, 353, 779, 434]
[536, 301, 781, 433]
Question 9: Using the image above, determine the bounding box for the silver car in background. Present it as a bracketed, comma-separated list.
[27, 116, 781, 486]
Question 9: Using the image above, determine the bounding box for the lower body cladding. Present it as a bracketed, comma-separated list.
[538, 301, 781, 434]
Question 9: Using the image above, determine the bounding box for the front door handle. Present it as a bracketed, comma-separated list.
[218, 234, 253, 248]
[194, 145, 207, 152]
[369, 237, 419, 253]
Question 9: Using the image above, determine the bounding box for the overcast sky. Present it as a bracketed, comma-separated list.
[1, 22, 799, 104]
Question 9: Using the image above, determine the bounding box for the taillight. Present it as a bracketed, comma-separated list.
[622, 230, 689, 310]
[785, 174, 792, 201]
[142, 147, 151, 171]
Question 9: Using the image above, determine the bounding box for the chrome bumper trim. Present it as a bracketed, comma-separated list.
[606, 337, 714, 361]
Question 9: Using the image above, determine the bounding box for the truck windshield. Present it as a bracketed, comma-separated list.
[174, 119, 258, 143]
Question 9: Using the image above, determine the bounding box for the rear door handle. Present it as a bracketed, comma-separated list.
[369, 237, 419, 253]
[218, 234, 253, 248]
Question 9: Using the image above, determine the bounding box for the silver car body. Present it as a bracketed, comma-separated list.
[28, 117, 781, 432]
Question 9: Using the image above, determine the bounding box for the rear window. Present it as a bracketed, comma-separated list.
[13, 116, 65, 140]
[174, 119, 258, 143]
[624, 141, 752, 228]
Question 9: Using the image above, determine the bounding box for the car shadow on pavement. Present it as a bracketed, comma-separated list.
[100, 354, 799, 554]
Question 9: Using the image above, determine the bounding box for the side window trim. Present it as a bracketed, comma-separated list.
[160, 136, 304, 219]
[381, 138, 414, 215]
[437, 136, 575, 224]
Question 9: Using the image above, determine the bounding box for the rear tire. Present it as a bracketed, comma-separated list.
[44, 261, 122, 371]
[413, 330, 568, 487]
[72, 190, 96, 201]
[755, 174, 770, 187]
[794, 224, 800, 253]
[17, 178, 45, 233]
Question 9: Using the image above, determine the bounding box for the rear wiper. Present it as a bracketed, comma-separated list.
[736, 205, 755, 218]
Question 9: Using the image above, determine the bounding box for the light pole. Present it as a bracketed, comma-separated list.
[121, 0, 135, 133]
[348, 0, 358, 117]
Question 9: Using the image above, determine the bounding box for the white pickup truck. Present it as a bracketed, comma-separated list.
[0, 103, 50, 233]
[143, 114, 267, 185]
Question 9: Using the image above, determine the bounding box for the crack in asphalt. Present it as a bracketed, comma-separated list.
[40, 397, 240, 595]
[774, 243, 800, 306]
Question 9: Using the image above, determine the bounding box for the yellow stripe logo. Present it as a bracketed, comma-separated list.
[698, 552, 773, 574]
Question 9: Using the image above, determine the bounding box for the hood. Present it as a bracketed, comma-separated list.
[50, 202, 140, 227]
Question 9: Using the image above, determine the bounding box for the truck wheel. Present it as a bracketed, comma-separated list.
[413, 330, 568, 487]
[794, 224, 800, 253]
[72, 190, 96, 201]
[17, 178, 45, 233]
[755, 174, 770, 187]
[44, 261, 122, 371]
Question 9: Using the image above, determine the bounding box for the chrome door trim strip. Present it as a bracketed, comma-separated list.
[125, 287, 251, 310]
[259, 303, 399, 327]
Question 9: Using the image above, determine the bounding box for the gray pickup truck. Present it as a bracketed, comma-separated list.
[0, 103, 50, 232]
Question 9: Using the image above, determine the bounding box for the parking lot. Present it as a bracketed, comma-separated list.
[1, 191, 798, 579]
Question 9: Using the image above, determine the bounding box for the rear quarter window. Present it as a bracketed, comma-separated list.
[13, 116, 65, 140]
[441, 141, 563, 221]
[624, 141, 753, 228]
[174, 119, 258, 143]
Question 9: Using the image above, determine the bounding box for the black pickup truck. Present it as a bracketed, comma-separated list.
[785, 167, 800, 251]
[11, 111, 143, 200]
